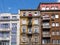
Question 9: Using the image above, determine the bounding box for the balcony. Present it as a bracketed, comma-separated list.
[34, 31, 39, 34]
[42, 15, 50, 21]
[42, 23, 51, 29]
[43, 34, 51, 37]
[0, 16, 10, 21]
[27, 28, 32, 36]
[42, 25, 51, 29]
[43, 32, 51, 37]
[0, 28, 10, 32]
[0, 37, 10, 40]
[28, 22, 32, 26]
[0, 18, 10, 21]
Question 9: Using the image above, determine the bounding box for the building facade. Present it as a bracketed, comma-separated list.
[38, 3, 60, 45]
[0, 13, 20, 45]
[20, 9, 41, 45]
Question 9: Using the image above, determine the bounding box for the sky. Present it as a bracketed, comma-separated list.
[0, 0, 59, 14]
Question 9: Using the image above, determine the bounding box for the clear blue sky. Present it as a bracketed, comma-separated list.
[0, 0, 57, 14]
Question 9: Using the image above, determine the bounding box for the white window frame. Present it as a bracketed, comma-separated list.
[56, 22, 59, 27]
[34, 18, 38, 24]
[52, 22, 55, 27]
[22, 19, 26, 24]
[42, 7, 46, 10]
[55, 15, 59, 18]
[51, 6, 55, 10]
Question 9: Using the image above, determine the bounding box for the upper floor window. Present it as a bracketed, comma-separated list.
[34, 26, 39, 33]
[23, 12, 26, 16]
[34, 19, 38, 24]
[52, 31, 55, 35]
[56, 22, 59, 27]
[55, 15, 59, 18]
[55, 6, 58, 10]
[0, 32, 10, 38]
[28, 27, 32, 33]
[22, 26, 26, 33]
[51, 14, 55, 19]
[52, 40, 60, 44]
[51, 14, 59, 19]
[22, 34, 26, 42]
[46, 6, 49, 10]
[12, 23, 17, 27]
[42, 7, 46, 10]
[51, 6, 54, 10]
[34, 12, 38, 16]
[1, 23, 10, 28]
[52, 22, 55, 27]
[22, 19, 26, 24]
[42, 39, 50, 44]
[34, 37, 38, 42]
[1, 16, 10, 19]
[12, 16, 17, 19]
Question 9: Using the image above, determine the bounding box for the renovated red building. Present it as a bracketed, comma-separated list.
[38, 3, 60, 10]
[38, 3, 60, 45]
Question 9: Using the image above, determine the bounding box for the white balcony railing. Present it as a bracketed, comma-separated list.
[43, 34, 51, 37]
[0, 37, 10, 40]
[42, 15, 50, 20]
[0, 28, 10, 31]
[43, 25, 51, 28]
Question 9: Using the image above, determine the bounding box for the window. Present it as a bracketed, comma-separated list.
[1, 16, 10, 19]
[12, 23, 17, 27]
[1, 23, 10, 29]
[52, 22, 55, 27]
[34, 27, 39, 33]
[23, 12, 26, 16]
[51, 6, 54, 10]
[58, 40, 60, 44]
[22, 26, 26, 33]
[34, 12, 38, 16]
[22, 34, 26, 42]
[55, 6, 58, 10]
[35, 12, 37, 14]
[12, 16, 17, 19]
[46, 6, 49, 10]
[35, 37, 38, 42]
[11, 23, 17, 45]
[51, 14, 55, 19]
[56, 22, 59, 27]
[42, 7, 46, 10]
[52, 40, 56, 44]
[52, 40, 60, 44]
[0, 41, 9, 45]
[52, 31, 55, 35]
[11, 42, 16, 45]
[22, 19, 26, 24]
[28, 28, 32, 33]
[34, 19, 38, 24]
[55, 15, 59, 18]
[42, 39, 50, 44]
[0, 32, 10, 38]
[56, 31, 60, 35]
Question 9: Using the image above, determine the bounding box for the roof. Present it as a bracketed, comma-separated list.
[20, 9, 40, 11]
[40, 2, 60, 4]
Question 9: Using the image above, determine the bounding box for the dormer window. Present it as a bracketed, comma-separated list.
[23, 12, 26, 16]
[42, 7, 46, 10]
[55, 6, 58, 10]
[51, 6, 54, 10]
[46, 6, 49, 10]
